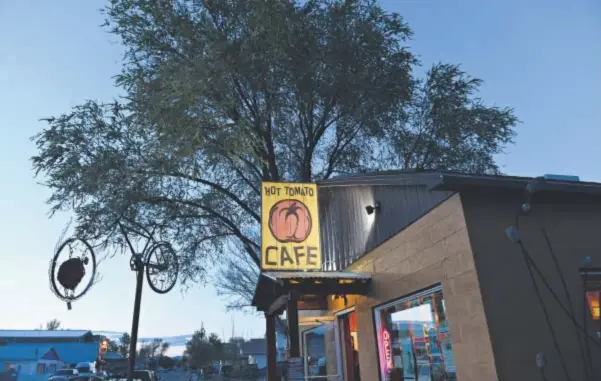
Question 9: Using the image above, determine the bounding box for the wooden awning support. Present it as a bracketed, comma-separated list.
[265, 313, 277, 381]
[287, 292, 300, 358]
[267, 294, 289, 316]
[252, 271, 372, 312]
[253, 270, 372, 381]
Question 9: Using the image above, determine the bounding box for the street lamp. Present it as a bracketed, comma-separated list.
[579, 267, 601, 336]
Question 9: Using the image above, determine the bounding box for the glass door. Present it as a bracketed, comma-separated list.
[303, 322, 336, 380]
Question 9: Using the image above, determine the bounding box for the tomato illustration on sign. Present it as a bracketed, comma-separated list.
[268, 199, 312, 243]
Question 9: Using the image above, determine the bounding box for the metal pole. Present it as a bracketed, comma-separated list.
[128, 258, 145, 381]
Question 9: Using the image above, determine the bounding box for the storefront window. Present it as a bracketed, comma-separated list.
[374, 286, 457, 381]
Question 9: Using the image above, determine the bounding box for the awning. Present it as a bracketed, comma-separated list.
[252, 270, 372, 314]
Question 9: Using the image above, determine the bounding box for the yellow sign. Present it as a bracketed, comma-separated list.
[261, 182, 321, 270]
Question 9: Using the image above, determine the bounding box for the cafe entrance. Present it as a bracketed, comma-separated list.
[300, 308, 360, 381]
[337, 309, 359, 381]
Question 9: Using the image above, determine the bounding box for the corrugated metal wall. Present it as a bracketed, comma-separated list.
[318, 185, 454, 270]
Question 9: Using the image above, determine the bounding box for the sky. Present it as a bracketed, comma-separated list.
[0, 0, 599, 347]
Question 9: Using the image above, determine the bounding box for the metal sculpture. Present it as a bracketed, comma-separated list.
[118, 223, 179, 381]
[48, 222, 179, 381]
[49, 237, 97, 310]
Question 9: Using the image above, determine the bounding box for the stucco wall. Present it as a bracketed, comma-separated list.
[461, 190, 601, 381]
[326, 194, 498, 381]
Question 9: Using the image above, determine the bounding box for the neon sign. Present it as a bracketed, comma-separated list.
[382, 329, 393, 371]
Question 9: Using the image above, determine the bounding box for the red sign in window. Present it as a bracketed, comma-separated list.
[382, 330, 393, 371]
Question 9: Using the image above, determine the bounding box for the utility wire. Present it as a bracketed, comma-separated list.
[542, 227, 593, 380]
[516, 217, 572, 381]
[582, 274, 594, 380]
[515, 178, 598, 381]
[514, 217, 601, 348]
[522, 239, 601, 347]
[519, 242, 572, 381]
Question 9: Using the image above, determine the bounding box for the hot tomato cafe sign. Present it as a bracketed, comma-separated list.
[261, 182, 321, 270]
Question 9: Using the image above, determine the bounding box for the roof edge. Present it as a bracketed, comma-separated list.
[318, 172, 442, 188]
[433, 173, 601, 195]
[317, 170, 601, 196]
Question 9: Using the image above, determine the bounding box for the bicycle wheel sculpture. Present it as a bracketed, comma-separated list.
[49, 237, 97, 309]
[145, 241, 179, 294]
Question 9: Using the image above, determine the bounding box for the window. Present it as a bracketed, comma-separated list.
[49, 364, 57, 373]
[36, 363, 47, 374]
[373, 286, 457, 381]
[4, 364, 16, 372]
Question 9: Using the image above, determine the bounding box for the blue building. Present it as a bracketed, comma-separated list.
[0, 330, 102, 381]
[0, 346, 61, 374]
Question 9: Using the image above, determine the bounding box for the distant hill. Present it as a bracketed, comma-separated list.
[93, 331, 191, 356]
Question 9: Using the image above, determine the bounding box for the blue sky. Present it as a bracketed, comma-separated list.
[0, 0, 599, 342]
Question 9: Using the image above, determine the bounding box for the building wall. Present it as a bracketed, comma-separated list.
[461, 190, 601, 381]
[253, 354, 266, 370]
[275, 331, 287, 362]
[326, 194, 498, 381]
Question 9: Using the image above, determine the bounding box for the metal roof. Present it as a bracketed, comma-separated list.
[0, 330, 92, 339]
[0, 342, 99, 364]
[0, 345, 53, 361]
[262, 271, 371, 281]
[319, 170, 601, 196]
[241, 338, 266, 355]
[319, 171, 441, 188]
[50, 342, 99, 363]
[432, 172, 601, 195]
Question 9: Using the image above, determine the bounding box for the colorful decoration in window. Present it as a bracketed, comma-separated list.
[382, 329, 393, 372]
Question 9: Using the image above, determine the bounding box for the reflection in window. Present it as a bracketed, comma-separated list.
[373, 286, 457, 381]
[305, 326, 327, 376]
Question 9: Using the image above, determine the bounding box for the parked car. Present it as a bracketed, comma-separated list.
[49, 368, 79, 381]
[70, 376, 104, 381]
[0, 369, 18, 381]
[75, 363, 95, 376]
[132, 370, 158, 381]
[218, 364, 233, 380]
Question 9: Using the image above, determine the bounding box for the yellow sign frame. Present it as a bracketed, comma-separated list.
[261, 181, 321, 270]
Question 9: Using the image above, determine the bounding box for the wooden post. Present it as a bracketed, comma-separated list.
[265, 313, 277, 381]
[287, 293, 300, 358]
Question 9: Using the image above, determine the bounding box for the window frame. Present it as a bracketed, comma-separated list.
[372, 284, 452, 381]
[36, 363, 47, 374]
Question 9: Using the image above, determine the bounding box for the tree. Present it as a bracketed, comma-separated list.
[31, 0, 518, 309]
[158, 355, 175, 369]
[160, 342, 170, 357]
[45, 319, 61, 330]
[119, 333, 131, 358]
[108, 339, 120, 353]
[184, 326, 224, 368]
[137, 338, 164, 369]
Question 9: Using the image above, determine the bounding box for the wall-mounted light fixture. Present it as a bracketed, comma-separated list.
[365, 201, 381, 216]
[579, 266, 601, 322]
